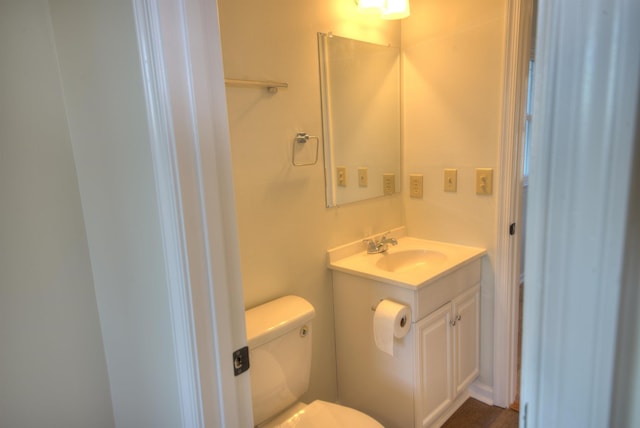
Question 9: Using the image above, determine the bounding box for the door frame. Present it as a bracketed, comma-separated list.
[516, 0, 640, 426]
[493, 0, 534, 408]
[133, 0, 253, 426]
[133, 0, 640, 425]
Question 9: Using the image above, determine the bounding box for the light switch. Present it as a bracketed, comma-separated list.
[358, 167, 368, 187]
[409, 174, 423, 198]
[444, 169, 457, 192]
[383, 173, 395, 195]
[337, 166, 347, 187]
[475, 168, 493, 195]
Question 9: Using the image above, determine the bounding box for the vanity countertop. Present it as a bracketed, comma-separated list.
[327, 229, 486, 290]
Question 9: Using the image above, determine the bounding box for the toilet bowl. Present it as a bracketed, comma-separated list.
[259, 400, 383, 428]
[245, 295, 383, 428]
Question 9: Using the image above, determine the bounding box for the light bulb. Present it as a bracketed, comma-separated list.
[382, 0, 410, 19]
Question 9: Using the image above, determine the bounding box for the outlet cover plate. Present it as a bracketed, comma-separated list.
[383, 173, 395, 195]
[409, 174, 423, 198]
[337, 166, 347, 187]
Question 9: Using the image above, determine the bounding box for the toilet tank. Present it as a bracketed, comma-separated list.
[245, 295, 315, 426]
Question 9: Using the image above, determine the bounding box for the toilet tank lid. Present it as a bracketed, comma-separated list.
[245, 295, 315, 349]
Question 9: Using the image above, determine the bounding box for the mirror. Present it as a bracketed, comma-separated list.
[318, 33, 401, 207]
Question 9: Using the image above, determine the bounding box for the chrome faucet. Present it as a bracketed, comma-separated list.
[364, 234, 398, 254]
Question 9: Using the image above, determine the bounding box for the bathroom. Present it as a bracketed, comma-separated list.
[219, 0, 504, 415]
[1, 0, 638, 427]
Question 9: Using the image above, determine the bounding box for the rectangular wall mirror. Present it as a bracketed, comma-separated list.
[318, 33, 401, 207]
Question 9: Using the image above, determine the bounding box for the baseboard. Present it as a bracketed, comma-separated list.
[468, 381, 494, 406]
[429, 391, 470, 428]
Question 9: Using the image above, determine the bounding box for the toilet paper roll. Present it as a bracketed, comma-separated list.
[373, 299, 411, 356]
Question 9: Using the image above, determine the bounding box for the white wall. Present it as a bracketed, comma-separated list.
[0, 2, 114, 427]
[217, 0, 404, 402]
[48, 1, 182, 426]
[402, 0, 508, 390]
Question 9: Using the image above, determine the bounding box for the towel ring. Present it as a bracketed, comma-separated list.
[292, 132, 320, 166]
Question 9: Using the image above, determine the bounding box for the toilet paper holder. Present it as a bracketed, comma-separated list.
[371, 299, 408, 327]
[371, 300, 383, 312]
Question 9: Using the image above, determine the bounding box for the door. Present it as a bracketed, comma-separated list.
[453, 284, 480, 395]
[494, 0, 535, 408]
[133, 0, 253, 426]
[415, 304, 453, 428]
[520, 0, 640, 424]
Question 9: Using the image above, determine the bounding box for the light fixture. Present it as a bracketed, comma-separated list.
[381, 0, 410, 20]
[357, 0, 385, 11]
[355, 0, 410, 20]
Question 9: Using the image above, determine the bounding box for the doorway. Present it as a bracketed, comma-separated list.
[511, 56, 535, 411]
[493, 0, 536, 410]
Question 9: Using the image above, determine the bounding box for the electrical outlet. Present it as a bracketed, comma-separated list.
[409, 174, 423, 198]
[444, 169, 457, 192]
[383, 173, 395, 195]
[358, 167, 368, 187]
[475, 168, 493, 195]
[337, 166, 347, 187]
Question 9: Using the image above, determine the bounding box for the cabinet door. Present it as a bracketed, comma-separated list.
[414, 304, 453, 428]
[453, 284, 480, 395]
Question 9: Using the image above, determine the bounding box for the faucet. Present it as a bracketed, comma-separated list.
[364, 233, 398, 254]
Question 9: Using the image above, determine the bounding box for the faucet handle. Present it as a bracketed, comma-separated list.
[380, 231, 394, 240]
[363, 238, 381, 254]
[379, 233, 398, 246]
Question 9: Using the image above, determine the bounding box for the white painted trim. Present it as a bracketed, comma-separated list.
[133, 0, 253, 426]
[170, 0, 254, 425]
[429, 391, 470, 428]
[133, 1, 205, 426]
[520, 0, 640, 426]
[317, 33, 336, 207]
[610, 119, 640, 428]
[493, 0, 532, 408]
[468, 381, 494, 406]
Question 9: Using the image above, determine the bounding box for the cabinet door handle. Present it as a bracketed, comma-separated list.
[450, 314, 462, 327]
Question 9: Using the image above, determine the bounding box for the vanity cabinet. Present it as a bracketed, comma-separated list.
[328, 231, 486, 428]
[330, 259, 483, 428]
[414, 284, 479, 428]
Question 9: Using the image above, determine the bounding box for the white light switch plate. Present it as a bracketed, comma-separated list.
[475, 168, 493, 195]
[444, 169, 457, 192]
[358, 167, 368, 187]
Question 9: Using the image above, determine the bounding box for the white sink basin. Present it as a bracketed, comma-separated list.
[375, 249, 447, 273]
[327, 230, 486, 288]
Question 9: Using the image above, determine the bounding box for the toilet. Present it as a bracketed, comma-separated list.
[245, 295, 383, 428]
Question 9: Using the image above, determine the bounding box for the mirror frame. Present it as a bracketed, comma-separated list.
[318, 32, 402, 207]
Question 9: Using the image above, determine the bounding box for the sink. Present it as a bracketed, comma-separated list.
[375, 249, 447, 273]
[327, 228, 486, 288]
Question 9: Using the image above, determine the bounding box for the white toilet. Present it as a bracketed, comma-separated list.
[245, 295, 384, 428]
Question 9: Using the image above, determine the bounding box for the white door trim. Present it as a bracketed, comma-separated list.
[520, 0, 640, 426]
[133, 1, 205, 425]
[493, 0, 533, 408]
[133, 0, 253, 426]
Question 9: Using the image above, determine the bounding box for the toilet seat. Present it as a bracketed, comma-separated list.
[260, 400, 383, 428]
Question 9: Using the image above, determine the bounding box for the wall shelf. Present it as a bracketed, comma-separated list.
[224, 78, 288, 93]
